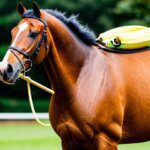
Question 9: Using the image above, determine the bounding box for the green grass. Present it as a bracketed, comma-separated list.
[0, 122, 149, 150]
[0, 122, 61, 150]
[119, 142, 150, 150]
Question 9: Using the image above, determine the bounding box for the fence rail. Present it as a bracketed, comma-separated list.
[0, 113, 49, 120]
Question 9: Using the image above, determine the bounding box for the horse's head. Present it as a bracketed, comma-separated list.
[0, 2, 51, 84]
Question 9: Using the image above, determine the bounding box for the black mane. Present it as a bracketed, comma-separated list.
[23, 9, 97, 46]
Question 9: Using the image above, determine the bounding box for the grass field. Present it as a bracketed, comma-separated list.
[0, 122, 149, 150]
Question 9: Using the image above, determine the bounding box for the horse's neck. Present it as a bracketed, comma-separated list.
[44, 14, 90, 95]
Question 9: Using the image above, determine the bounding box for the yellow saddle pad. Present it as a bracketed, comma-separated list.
[97, 25, 150, 50]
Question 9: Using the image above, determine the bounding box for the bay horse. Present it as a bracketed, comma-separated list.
[0, 2, 150, 150]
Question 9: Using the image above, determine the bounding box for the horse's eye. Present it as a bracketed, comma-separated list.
[29, 31, 38, 39]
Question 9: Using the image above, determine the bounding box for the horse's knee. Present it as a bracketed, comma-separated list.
[96, 134, 118, 150]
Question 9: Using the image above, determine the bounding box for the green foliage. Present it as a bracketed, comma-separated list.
[114, 0, 150, 25]
[0, 98, 50, 112]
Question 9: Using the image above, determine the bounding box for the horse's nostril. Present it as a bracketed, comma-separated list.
[6, 64, 13, 74]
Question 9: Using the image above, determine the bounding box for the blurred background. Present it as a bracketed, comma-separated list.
[0, 0, 150, 150]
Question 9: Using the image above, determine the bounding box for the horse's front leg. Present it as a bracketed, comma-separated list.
[96, 134, 118, 150]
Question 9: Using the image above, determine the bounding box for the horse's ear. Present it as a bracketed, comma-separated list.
[32, 1, 41, 18]
[17, 1, 27, 16]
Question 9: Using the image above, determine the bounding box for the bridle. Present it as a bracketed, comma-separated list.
[8, 15, 48, 74]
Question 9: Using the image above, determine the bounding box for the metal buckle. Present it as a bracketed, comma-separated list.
[23, 59, 33, 73]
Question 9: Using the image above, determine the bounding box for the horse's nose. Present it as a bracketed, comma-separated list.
[0, 63, 14, 81]
[6, 64, 13, 74]
[3, 64, 14, 80]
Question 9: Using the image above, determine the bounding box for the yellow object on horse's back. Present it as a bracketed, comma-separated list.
[97, 25, 150, 50]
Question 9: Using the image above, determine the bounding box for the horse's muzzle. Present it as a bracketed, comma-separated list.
[0, 62, 20, 84]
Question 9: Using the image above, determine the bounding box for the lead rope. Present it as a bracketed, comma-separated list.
[19, 74, 55, 127]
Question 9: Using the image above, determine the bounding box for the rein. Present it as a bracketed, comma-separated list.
[19, 74, 55, 127]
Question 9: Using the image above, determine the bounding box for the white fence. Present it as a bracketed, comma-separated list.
[0, 113, 49, 120]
